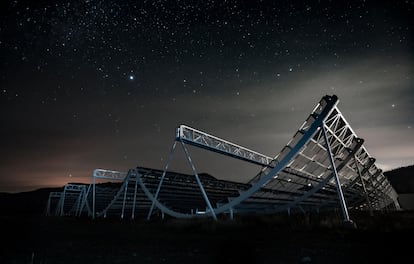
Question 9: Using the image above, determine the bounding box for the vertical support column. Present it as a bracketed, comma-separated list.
[46, 196, 51, 216]
[354, 155, 373, 216]
[55, 199, 60, 216]
[229, 208, 234, 221]
[92, 176, 96, 219]
[60, 187, 66, 216]
[131, 170, 139, 220]
[370, 178, 382, 212]
[368, 171, 379, 211]
[180, 140, 218, 220]
[147, 141, 177, 220]
[321, 124, 351, 223]
[393, 198, 401, 210]
[77, 193, 82, 217]
[78, 184, 91, 217]
[121, 174, 130, 219]
[75, 189, 83, 216]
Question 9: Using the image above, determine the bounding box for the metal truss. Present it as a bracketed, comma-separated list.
[46, 192, 62, 216]
[47, 95, 400, 223]
[46, 184, 91, 217]
[93, 169, 127, 180]
[92, 169, 127, 218]
[143, 95, 399, 222]
[177, 125, 273, 166]
[95, 169, 150, 220]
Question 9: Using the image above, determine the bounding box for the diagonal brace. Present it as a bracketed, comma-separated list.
[147, 141, 177, 220]
[180, 140, 218, 220]
[321, 124, 351, 222]
[354, 155, 374, 216]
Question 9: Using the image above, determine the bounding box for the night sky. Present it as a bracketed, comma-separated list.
[1, 0, 413, 192]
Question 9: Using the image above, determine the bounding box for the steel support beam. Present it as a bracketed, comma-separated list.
[78, 184, 91, 217]
[147, 141, 177, 220]
[354, 154, 373, 216]
[92, 169, 127, 219]
[180, 140, 218, 220]
[121, 175, 129, 219]
[60, 188, 66, 216]
[131, 171, 139, 220]
[322, 124, 350, 223]
[92, 176, 95, 219]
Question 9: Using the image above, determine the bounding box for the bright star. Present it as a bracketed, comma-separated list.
[129, 75, 134, 80]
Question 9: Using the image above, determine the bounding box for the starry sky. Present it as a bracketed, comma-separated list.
[1, 0, 413, 192]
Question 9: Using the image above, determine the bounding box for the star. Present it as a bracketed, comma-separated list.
[1, 0, 413, 195]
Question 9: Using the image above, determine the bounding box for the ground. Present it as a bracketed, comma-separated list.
[1, 211, 413, 264]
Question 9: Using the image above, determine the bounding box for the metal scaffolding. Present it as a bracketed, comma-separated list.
[46, 95, 400, 222]
[46, 183, 91, 217]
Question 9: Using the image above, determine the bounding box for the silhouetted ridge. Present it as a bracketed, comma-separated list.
[0, 187, 62, 215]
[385, 165, 414, 194]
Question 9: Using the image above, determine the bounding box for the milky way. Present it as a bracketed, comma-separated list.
[0, 0, 413, 192]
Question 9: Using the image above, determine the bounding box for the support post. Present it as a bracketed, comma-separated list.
[354, 155, 374, 216]
[75, 190, 83, 216]
[321, 124, 351, 224]
[393, 198, 400, 211]
[78, 184, 91, 217]
[147, 141, 177, 220]
[46, 196, 51, 216]
[180, 140, 218, 220]
[121, 175, 129, 219]
[368, 171, 380, 211]
[229, 208, 234, 221]
[60, 188, 66, 216]
[131, 171, 139, 220]
[92, 176, 96, 219]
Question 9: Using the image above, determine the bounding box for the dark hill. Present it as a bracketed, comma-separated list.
[384, 165, 414, 194]
[0, 187, 62, 216]
[0, 182, 120, 216]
